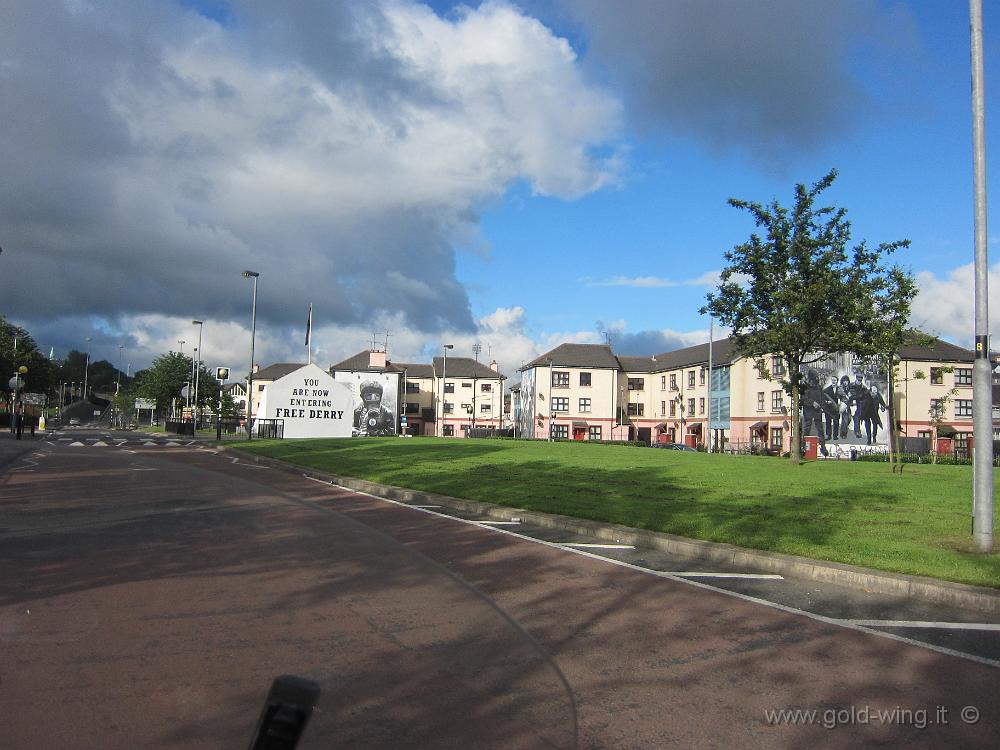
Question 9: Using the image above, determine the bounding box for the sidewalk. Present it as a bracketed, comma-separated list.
[0, 430, 44, 469]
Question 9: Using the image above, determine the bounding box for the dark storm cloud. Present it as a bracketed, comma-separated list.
[561, 0, 902, 158]
[0, 1, 477, 335]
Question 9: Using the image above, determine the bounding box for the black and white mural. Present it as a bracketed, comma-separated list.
[800, 352, 889, 458]
[517, 367, 536, 439]
[331, 372, 399, 437]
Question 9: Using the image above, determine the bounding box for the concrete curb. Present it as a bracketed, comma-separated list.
[228, 447, 1000, 616]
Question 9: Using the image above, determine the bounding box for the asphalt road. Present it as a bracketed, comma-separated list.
[1, 430, 998, 748]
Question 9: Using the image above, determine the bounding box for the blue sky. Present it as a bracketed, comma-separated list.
[1, 1, 997, 373]
[457, 1, 998, 352]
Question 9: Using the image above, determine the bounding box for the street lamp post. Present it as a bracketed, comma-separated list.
[243, 271, 260, 440]
[82, 337, 91, 401]
[440, 344, 453, 436]
[192, 320, 203, 428]
[546, 357, 554, 442]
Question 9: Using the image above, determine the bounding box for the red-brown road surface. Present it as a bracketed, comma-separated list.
[1, 437, 997, 749]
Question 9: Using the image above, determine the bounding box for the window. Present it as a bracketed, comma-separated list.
[669, 374, 678, 390]
[405, 381, 420, 394]
[770, 427, 784, 450]
[551, 424, 569, 440]
[405, 402, 419, 414]
[552, 371, 570, 387]
[771, 390, 784, 412]
[661, 375, 666, 390]
[579, 398, 591, 412]
[687, 371, 695, 388]
[588, 425, 602, 440]
[757, 392, 765, 411]
[699, 397, 705, 415]
[460, 382, 471, 388]
[955, 399, 972, 417]
[700, 369, 706, 385]
[258, 384, 265, 391]
[481, 383, 492, 392]
[669, 400, 676, 417]
[443, 402, 454, 413]
[552, 397, 569, 412]
[687, 398, 695, 415]
[443, 425, 454, 436]
[480, 403, 491, 413]
[955, 368, 972, 386]
[628, 377, 645, 391]
[660, 400, 666, 416]
[917, 430, 932, 439]
[930, 367, 944, 385]
[444, 382, 454, 393]
[627, 403, 645, 416]
[579, 372, 592, 387]
[771, 356, 786, 377]
[930, 398, 945, 418]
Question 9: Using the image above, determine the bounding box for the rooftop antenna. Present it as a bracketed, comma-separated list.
[472, 342, 482, 362]
[383, 329, 391, 356]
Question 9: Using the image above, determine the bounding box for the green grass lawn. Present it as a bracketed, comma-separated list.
[239, 437, 1000, 589]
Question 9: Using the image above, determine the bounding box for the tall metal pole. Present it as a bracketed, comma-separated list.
[243, 271, 259, 440]
[193, 320, 203, 427]
[440, 344, 453, 436]
[970, 0, 993, 552]
[707, 317, 714, 453]
[82, 337, 91, 401]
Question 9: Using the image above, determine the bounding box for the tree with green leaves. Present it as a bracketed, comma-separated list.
[134, 351, 192, 417]
[0, 315, 57, 402]
[703, 170, 917, 464]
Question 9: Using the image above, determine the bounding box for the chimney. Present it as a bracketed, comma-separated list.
[490, 360, 498, 372]
[252, 363, 260, 374]
[369, 350, 387, 369]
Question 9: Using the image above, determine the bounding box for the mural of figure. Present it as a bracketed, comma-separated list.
[801, 370, 834, 456]
[353, 380, 395, 436]
[838, 375, 852, 438]
[822, 374, 847, 440]
[865, 381, 888, 445]
[846, 373, 870, 439]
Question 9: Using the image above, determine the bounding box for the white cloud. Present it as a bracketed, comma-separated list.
[911, 262, 1000, 345]
[583, 270, 722, 288]
[1, 0, 622, 339]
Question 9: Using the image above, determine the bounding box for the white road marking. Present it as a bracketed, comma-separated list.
[667, 572, 785, 580]
[92, 441, 109, 447]
[232, 457, 240, 464]
[45, 441, 55, 446]
[121, 449, 137, 454]
[476, 520, 521, 526]
[845, 620, 1000, 632]
[164, 441, 182, 447]
[142, 441, 157, 446]
[186, 440, 197, 446]
[412, 505, 442, 509]
[564, 543, 635, 550]
[327, 483, 1000, 670]
[131, 467, 159, 472]
[69, 442, 85, 447]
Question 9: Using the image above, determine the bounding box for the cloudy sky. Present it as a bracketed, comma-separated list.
[1, 0, 997, 376]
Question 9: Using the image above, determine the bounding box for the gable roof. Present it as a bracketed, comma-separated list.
[649, 338, 739, 371]
[898, 333, 975, 363]
[525, 343, 620, 369]
[329, 350, 402, 372]
[395, 363, 435, 378]
[432, 357, 503, 379]
[617, 355, 659, 373]
[252, 363, 306, 381]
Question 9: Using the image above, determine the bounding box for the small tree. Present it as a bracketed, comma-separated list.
[703, 170, 916, 464]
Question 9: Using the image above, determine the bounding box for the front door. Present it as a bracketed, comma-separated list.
[573, 427, 586, 441]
